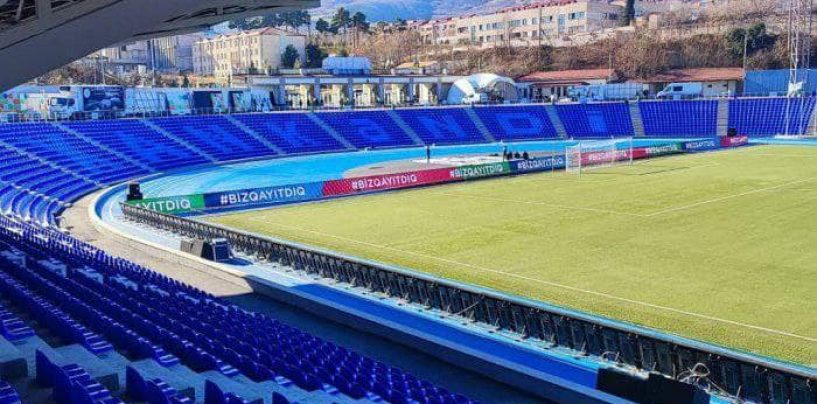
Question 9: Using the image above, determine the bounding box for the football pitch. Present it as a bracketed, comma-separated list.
[206, 145, 817, 367]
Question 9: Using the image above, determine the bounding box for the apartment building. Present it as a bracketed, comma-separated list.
[416, 0, 624, 47]
[192, 27, 306, 77]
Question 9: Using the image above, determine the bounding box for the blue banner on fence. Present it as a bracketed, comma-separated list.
[510, 155, 566, 174]
[683, 139, 720, 152]
[203, 182, 325, 209]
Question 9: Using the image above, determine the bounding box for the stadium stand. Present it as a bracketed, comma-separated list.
[63, 120, 209, 171]
[729, 97, 817, 137]
[639, 100, 719, 138]
[0, 214, 476, 403]
[0, 102, 815, 403]
[472, 106, 559, 141]
[232, 113, 348, 154]
[395, 108, 487, 144]
[149, 116, 273, 161]
[315, 110, 416, 149]
[555, 103, 634, 138]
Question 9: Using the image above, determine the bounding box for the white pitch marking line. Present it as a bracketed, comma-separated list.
[645, 177, 817, 217]
[243, 217, 817, 343]
[433, 192, 648, 218]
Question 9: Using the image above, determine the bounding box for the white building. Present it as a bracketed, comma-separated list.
[414, 0, 624, 48]
[150, 33, 205, 73]
[192, 28, 306, 78]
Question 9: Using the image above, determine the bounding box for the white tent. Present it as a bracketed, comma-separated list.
[446, 73, 518, 104]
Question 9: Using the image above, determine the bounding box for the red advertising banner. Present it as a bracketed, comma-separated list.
[323, 167, 459, 196]
[721, 135, 749, 148]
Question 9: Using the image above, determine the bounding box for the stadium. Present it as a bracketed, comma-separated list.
[0, 1, 816, 404]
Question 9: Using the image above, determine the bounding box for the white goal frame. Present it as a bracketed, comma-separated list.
[565, 137, 634, 175]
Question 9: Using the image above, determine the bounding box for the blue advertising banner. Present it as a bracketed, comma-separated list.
[203, 182, 325, 209]
[683, 139, 720, 152]
[510, 155, 567, 174]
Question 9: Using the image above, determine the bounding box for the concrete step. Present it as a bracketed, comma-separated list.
[543, 105, 567, 138]
[386, 110, 425, 146]
[629, 102, 646, 138]
[141, 119, 219, 164]
[224, 115, 284, 155]
[305, 113, 356, 150]
[464, 108, 496, 143]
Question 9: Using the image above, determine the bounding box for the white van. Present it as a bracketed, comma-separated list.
[657, 83, 703, 100]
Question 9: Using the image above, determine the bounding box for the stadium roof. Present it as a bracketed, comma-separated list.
[516, 68, 617, 85]
[0, 0, 317, 91]
[637, 67, 745, 83]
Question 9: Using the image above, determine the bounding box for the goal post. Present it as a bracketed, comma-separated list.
[565, 137, 634, 175]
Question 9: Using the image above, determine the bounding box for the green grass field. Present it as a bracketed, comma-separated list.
[207, 145, 817, 367]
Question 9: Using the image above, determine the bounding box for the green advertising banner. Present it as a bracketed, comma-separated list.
[125, 194, 205, 214]
[451, 162, 511, 180]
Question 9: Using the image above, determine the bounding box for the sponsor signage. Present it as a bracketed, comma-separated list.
[450, 162, 511, 180]
[720, 135, 749, 148]
[683, 139, 719, 152]
[643, 142, 683, 156]
[125, 194, 205, 214]
[323, 168, 457, 196]
[203, 182, 324, 209]
[511, 155, 566, 173]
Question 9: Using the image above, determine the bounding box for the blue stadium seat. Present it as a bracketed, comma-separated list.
[64, 120, 208, 170]
[232, 113, 347, 154]
[729, 97, 817, 137]
[639, 100, 718, 138]
[315, 110, 415, 148]
[0, 214, 476, 404]
[395, 108, 486, 144]
[149, 116, 271, 161]
[556, 103, 634, 138]
[473, 105, 558, 141]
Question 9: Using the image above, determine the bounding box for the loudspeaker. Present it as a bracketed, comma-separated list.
[597, 367, 648, 402]
[597, 368, 710, 404]
[180, 238, 232, 262]
[126, 182, 143, 201]
[727, 127, 737, 137]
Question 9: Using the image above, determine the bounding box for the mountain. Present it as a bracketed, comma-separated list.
[314, 0, 529, 22]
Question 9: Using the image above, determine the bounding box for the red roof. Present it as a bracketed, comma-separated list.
[638, 68, 745, 83]
[517, 69, 616, 85]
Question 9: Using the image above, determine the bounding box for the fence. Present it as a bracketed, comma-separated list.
[120, 202, 816, 404]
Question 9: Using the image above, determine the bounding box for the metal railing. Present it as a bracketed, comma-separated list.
[121, 202, 816, 404]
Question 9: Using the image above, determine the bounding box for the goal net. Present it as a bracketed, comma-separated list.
[565, 138, 634, 174]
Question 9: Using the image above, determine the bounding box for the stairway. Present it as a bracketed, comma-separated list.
[543, 105, 567, 138]
[464, 108, 496, 143]
[224, 115, 284, 155]
[385, 110, 425, 146]
[141, 119, 219, 163]
[305, 113, 356, 150]
[716, 99, 729, 137]
[54, 123, 156, 173]
[628, 102, 646, 138]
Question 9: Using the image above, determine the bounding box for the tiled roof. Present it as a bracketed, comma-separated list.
[638, 67, 745, 83]
[517, 68, 615, 84]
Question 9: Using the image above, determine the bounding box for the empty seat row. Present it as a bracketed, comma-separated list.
[0, 215, 474, 404]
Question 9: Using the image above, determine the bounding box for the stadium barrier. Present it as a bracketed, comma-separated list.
[120, 202, 816, 404]
[126, 143, 698, 215]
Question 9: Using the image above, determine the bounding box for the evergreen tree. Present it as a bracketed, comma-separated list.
[281, 45, 300, 69]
